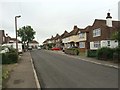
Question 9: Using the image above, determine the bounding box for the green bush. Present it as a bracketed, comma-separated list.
[65, 48, 80, 55]
[113, 47, 120, 62]
[97, 47, 114, 60]
[2, 48, 18, 64]
[87, 50, 97, 57]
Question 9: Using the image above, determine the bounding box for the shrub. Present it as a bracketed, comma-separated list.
[97, 47, 114, 60]
[87, 50, 97, 57]
[113, 47, 120, 62]
[65, 48, 80, 55]
[2, 48, 18, 64]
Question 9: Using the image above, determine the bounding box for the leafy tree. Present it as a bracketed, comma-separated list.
[113, 31, 120, 47]
[18, 26, 36, 49]
[112, 28, 120, 61]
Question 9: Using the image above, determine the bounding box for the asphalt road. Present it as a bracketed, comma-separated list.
[30, 50, 118, 88]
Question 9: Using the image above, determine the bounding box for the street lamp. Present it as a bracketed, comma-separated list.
[15, 15, 21, 55]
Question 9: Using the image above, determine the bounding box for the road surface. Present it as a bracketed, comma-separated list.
[30, 50, 118, 88]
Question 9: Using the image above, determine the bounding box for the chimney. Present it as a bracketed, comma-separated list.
[73, 25, 78, 29]
[106, 12, 112, 27]
[51, 35, 53, 38]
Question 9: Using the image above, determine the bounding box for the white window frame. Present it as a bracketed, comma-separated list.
[93, 28, 101, 37]
[94, 41, 100, 48]
[79, 42, 85, 48]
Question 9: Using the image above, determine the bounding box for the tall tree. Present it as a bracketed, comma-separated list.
[112, 30, 120, 48]
[18, 25, 36, 49]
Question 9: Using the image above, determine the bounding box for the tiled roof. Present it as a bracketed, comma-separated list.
[92, 19, 120, 29]
[62, 31, 70, 38]
[54, 34, 60, 40]
[80, 26, 92, 33]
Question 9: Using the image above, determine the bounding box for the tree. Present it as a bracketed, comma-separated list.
[18, 26, 36, 49]
[112, 30, 120, 48]
[112, 28, 120, 61]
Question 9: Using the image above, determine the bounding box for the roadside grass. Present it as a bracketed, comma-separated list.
[2, 64, 18, 88]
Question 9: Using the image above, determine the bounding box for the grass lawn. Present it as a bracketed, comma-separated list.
[2, 64, 18, 88]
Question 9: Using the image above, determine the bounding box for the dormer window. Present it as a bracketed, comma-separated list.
[93, 28, 101, 37]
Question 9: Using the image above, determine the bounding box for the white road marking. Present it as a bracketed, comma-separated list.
[31, 59, 41, 90]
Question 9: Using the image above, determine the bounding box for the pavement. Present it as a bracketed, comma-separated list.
[49, 50, 119, 69]
[4, 51, 39, 89]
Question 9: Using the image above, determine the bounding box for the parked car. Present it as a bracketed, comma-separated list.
[28, 46, 32, 50]
[51, 47, 61, 51]
[37, 46, 41, 50]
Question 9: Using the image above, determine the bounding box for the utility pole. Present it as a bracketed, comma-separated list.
[15, 15, 21, 55]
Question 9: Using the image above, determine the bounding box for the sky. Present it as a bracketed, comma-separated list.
[0, 0, 120, 45]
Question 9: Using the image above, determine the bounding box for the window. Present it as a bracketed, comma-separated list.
[3, 37, 5, 42]
[79, 33, 85, 39]
[79, 42, 85, 48]
[94, 41, 100, 48]
[108, 41, 110, 46]
[93, 28, 101, 37]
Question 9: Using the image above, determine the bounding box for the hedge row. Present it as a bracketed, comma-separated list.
[1, 48, 18, 64]
[87, 50, 97, 57]
[65, 47, 119, 61]
[87, 47, 120, 61]
[65, 48, 80, 55]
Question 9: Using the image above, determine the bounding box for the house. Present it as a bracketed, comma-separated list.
[89, 12, 120, 50]
[0, 30, 6, 45]
[43, 12, 120, 51]
[29, 40, 39, 49]
[0, 32, 23, 53]
[43, 39, 48, 49]
[68, 26, 80, 48]
[78, 26, 92, 52]
[54, 34, 61, 48]
[62, 30, 71, 48]
[43, 36, 55, 49]
[60, 30, 69, 48]
[62, 26, 81, 48]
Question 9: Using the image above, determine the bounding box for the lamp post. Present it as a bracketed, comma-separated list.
[15, 15, 21, 55]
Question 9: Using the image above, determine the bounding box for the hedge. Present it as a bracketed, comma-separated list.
[65, 48, 79, 55]
[97, 47, 114, 60]
[2, 48, 18, 64]
[87, 50, 97, 57]
[113, 47, 120, 62]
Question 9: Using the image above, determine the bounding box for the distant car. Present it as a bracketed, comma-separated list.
[51, 47, 61, 51]
[28, 46, 32, 50]
[37, 46, 41, 50]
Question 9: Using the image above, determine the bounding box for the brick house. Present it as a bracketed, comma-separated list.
[0, 30, 6, 45]
[89, 13, 120, 50]
[78, 26, 92, 52]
